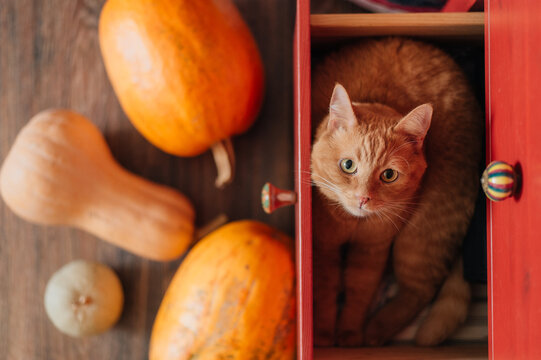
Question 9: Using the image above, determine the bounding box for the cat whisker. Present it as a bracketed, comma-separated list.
[301, 178, 342, 195]
[383, 203, 417, 216]
[380, 207, 418, 230]
[385, 209, 410, 225]
[376, 209, 400, 232]
[310, 174, 344, 195]
[372, 210, 386, 225]
[311, 173, 339, 187]
[389, 197, 422, 203]
[385, 202, 415, 209]
[311, 179, 337, 191]
[301, 179, 317, 186]
[376, 206, 405, 226]
[312, 181, 344, 197]
[386, 198, 422, 206]
[386, 202, 419, 207]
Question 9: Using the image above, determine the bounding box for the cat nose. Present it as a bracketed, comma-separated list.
[359, 197, 370, 208]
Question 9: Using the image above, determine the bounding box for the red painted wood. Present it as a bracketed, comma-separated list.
[294, 0, 312, 359]
[442, 0, 477, 12]
[486, 0, 541, 358]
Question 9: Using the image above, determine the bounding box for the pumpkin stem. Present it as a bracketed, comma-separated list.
[211, 138, 235, 188]
[195, 213, 228, 240]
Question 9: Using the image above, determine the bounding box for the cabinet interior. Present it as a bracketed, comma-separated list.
[309, 12, 488, 360]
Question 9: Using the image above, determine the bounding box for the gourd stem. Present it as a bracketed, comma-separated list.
[211, 138, 235, 188]
[195, 213, 229, 240]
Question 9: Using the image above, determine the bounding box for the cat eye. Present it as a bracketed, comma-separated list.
[380, 169, 399, 183]
[339, 159, 357, 174]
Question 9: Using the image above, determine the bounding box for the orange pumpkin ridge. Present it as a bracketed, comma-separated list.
[149, 220, 296, 360]
[99, 0, 265, 187]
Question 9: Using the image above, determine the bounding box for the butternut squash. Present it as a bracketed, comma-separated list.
[0, 109, 195, 261]
[98, 0, 265, 188]
[149, 220, 296, 360]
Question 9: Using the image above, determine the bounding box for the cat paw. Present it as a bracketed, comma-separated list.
[336, 330, 363, 347]
[314, 330, 335, 347]
[415, 319, 449, 346]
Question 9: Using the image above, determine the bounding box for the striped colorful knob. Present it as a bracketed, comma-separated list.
[261, 182, 297, 214]
[481, 161, 517, 201]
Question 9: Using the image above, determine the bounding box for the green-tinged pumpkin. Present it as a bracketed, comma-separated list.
[150, 220, 296, 360]
[99, 0, 265, 187]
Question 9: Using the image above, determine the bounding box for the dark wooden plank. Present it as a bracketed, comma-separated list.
[0, 0, 295, 359]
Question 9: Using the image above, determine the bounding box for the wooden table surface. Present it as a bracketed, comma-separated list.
[0, 0, 362, 358]
[0, 0, 367, 358]
[0, 0, 485, 359]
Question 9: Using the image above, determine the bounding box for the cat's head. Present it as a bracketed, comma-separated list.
[311, 83, 432, 218]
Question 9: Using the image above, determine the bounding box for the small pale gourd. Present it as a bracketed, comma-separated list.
[0, 109, 195, 261]
[44, 260, 124, 337]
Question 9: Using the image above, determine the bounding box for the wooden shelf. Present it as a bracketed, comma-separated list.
[311, 12, 484, 42]
[314, 344, 488, 360]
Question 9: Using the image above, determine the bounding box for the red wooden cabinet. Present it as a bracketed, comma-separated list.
[486, 0, 541, 359]
[293, 0, 541, 359]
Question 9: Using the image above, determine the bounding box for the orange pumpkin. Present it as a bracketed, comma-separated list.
[149, 220, 296, 360]
[99, 0, 265, 187]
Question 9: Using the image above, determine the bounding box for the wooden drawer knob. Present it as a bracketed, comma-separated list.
[261, 182, 297, 214]
[481, 161, 518, 201]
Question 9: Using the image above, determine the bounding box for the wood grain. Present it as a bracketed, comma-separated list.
[486, 0, 541, 358]
[0, 0, 295, 359]
[311, 13, 484, 42]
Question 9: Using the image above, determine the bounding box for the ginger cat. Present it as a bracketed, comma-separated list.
[311, 38, 483, 347]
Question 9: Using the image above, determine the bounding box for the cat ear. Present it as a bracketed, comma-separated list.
[394, 104, 433, 141]
[328, 83, 356, 131]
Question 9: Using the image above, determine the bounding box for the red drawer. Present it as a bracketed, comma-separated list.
[291, 1, 514, 359]
[293, 1, 541, 359]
